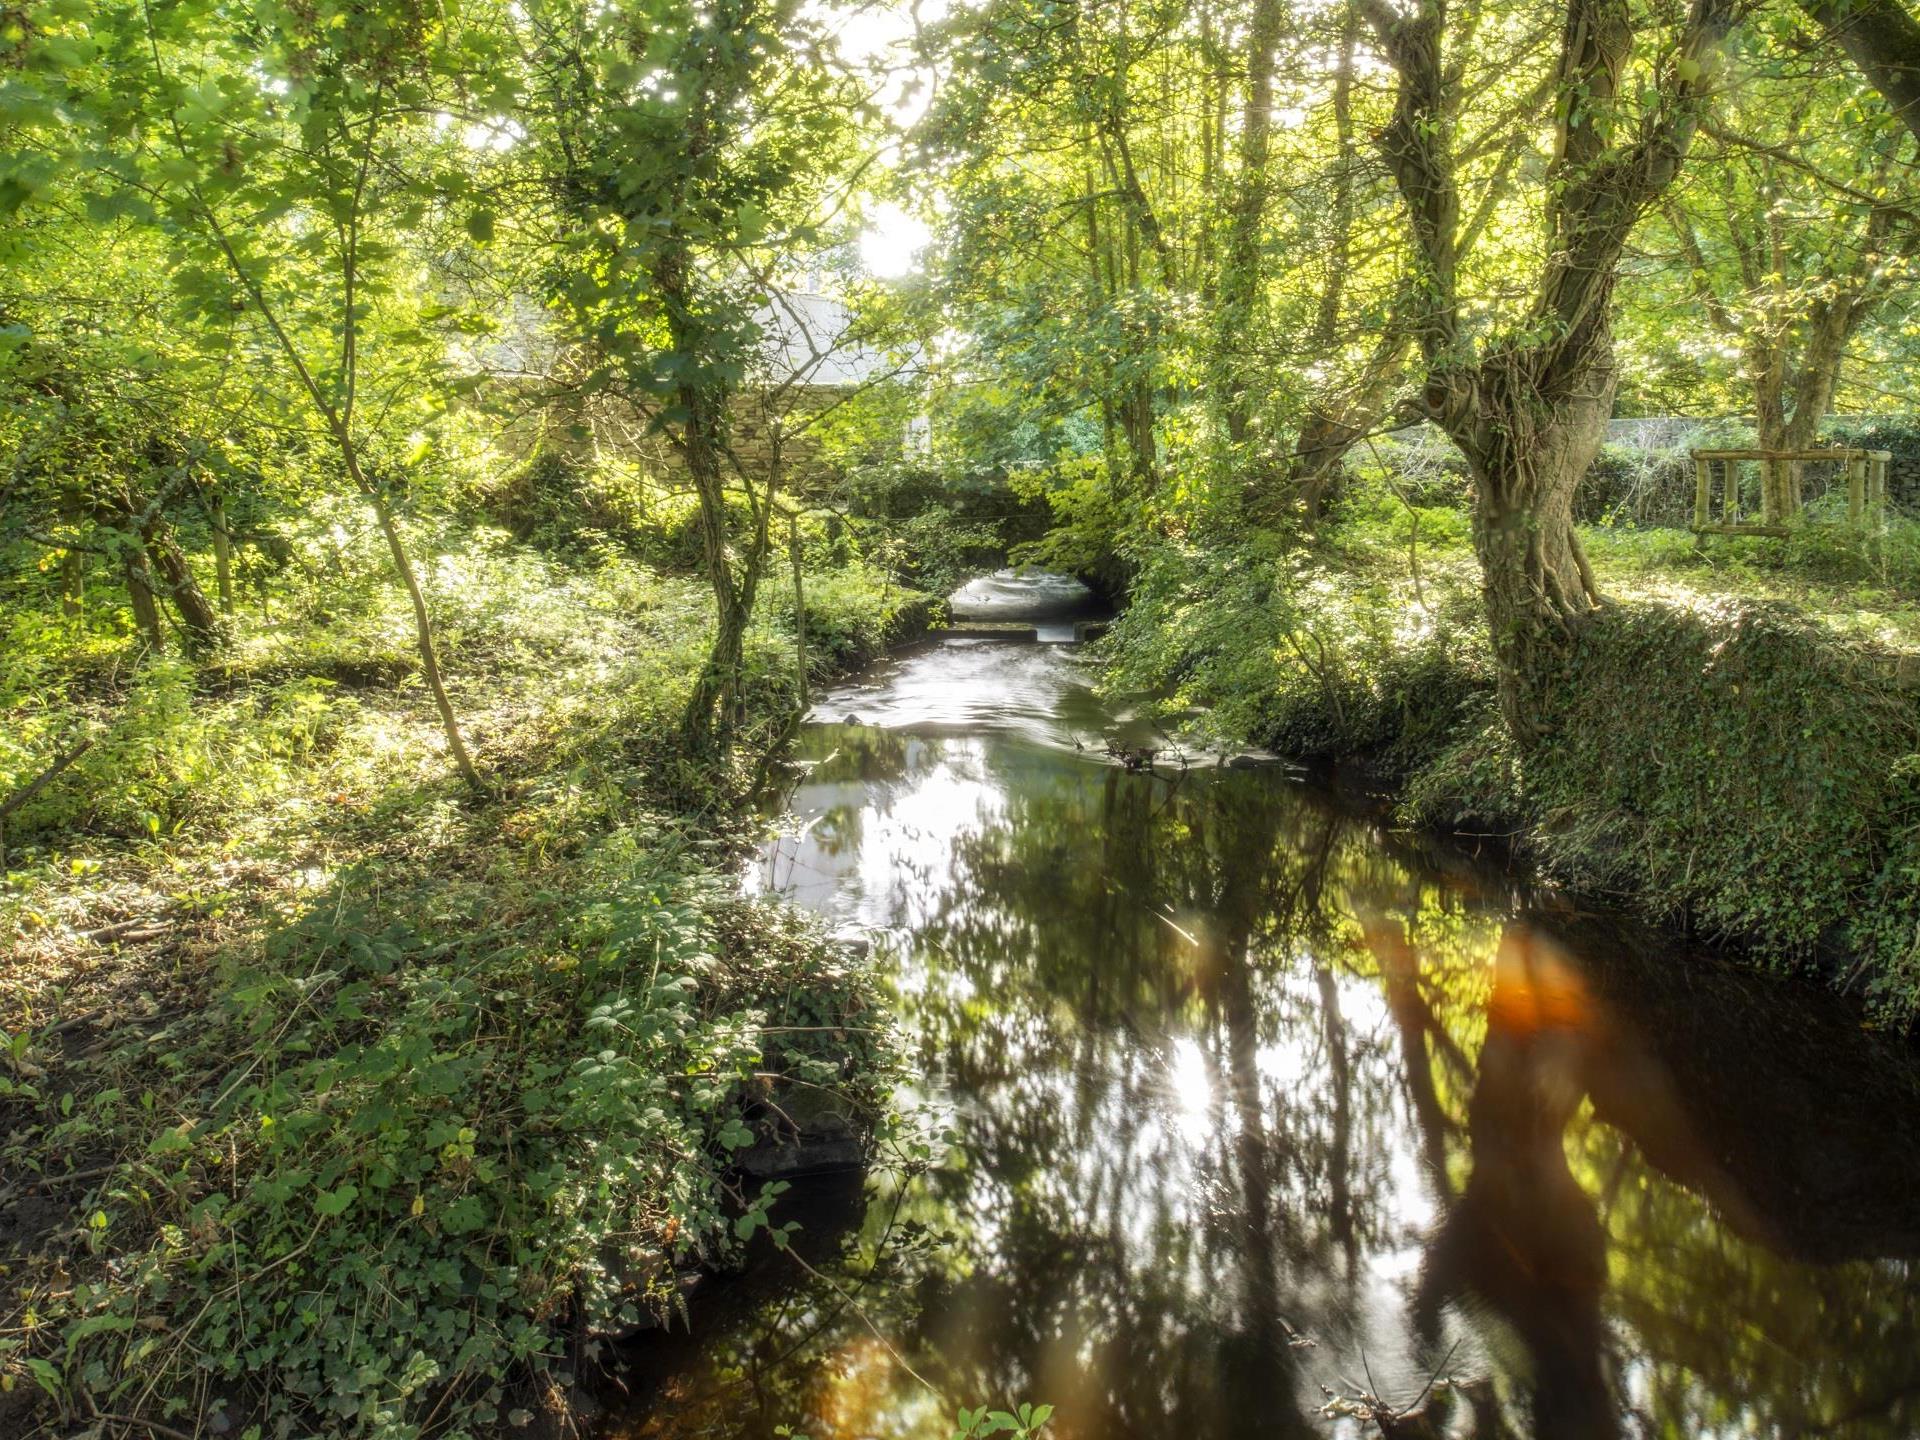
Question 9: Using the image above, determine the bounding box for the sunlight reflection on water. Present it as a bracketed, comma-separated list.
[611, 634, 1920, 1440]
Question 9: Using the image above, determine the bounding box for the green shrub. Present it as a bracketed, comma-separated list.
[4, 659, 350, 847]
[1104, 531, 1490, 772]
[1578, 441, 1696, 527]
[785, 561, 933, 671]
[863, 504, 1004, 600]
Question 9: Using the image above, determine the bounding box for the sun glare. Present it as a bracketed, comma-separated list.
[860, 201, 932, 279]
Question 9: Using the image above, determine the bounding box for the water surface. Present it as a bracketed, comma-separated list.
[614, 638, 1920, 1440]
[947, 568, 1099, 624]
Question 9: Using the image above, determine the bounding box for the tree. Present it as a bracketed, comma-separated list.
[1211, 0, 1291, 450]
[15, 0, 509, 790]
[518, 0, 865, 756]
[1798, 0, 1920, 147]
[1646, 78, 1916, 453]
[1360, 0, 1737, 738]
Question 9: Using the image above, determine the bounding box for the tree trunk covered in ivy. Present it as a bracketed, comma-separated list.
[1436, 341, 1611, 735]
[669, 344, 760, 757]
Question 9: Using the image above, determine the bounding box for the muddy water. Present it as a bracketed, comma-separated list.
[611, 633, 1920, 1440]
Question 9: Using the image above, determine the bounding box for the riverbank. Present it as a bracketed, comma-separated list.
[609, 631, 1920, 1440]
[1102, 480, 1920, 1023]
[0, 525, 930, 1438]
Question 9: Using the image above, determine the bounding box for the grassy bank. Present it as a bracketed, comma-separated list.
[1104, 475, 1920, 1023]
[0, 504, 929, 1437]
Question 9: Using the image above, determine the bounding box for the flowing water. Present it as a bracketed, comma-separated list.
[610, 605, 1920, 1440]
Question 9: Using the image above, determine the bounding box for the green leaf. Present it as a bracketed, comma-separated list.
[21, 1356, 64, 1401]
[313, 1183, 359, 1217]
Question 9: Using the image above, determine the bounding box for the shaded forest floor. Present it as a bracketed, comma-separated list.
[0, 525, 926, 1436]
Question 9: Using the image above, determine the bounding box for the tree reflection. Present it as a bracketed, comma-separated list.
[1414, 930, 1614, 1439]
[612, 722, 1920, 1440]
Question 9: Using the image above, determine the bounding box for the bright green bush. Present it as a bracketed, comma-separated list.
[784, 560, 935, 671]
[4, 658, 350, 846]
[1104, 528, 1491, 772]
[863, 504, 1004, 600]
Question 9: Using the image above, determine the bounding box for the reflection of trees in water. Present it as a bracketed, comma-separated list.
[1395, 914, 1920, 1440]
[785, 727, 920, 863]
[888, 766, 1444, 1437]
[1414, 931, 1616, 1439]
[620, 748, 1920, 1440]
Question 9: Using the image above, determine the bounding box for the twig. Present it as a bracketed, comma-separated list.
[0, 739, 94, 872]
[85, 1411, 198, 1440]
[85, 921, 172, 946]
[1401, 1337, 1461, 1416]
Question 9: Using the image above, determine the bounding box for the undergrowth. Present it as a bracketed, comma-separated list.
[1404, 601, 1920, 1010]
[1, 503, 928, 1437]
[1103, 473, 1920, 1023]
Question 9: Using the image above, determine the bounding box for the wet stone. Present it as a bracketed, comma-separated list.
[737, 1090, 865, 1180]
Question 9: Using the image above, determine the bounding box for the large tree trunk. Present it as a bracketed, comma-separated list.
[1800, 0, 1920, 147]
[1781, 292, 1867, 452]
[1213, 0, 1289, 446]
[1362, 0, 1731, 743]
[1750, 334, 1790, 454]
[1438, 340, 1610, 740]
[1749, 290, 1868, 501]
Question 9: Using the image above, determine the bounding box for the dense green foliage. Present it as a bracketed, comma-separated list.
[3, 445, 929, 1438]
[16, 834, 887, 1435]
[8, 0, 1920, 1430]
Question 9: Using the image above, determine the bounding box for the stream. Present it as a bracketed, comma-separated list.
[609, 576, 1920, 1440]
